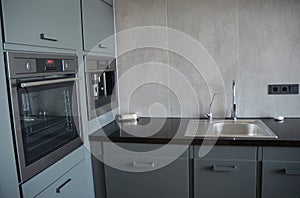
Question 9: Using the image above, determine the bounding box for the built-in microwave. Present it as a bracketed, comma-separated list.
[84, 55, 117, 120]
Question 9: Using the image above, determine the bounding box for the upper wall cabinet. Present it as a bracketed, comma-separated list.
[1, 0, 82, 50]
[82, 0, 115, 56]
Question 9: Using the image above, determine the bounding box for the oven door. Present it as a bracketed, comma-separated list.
[9, 76, 83, 182]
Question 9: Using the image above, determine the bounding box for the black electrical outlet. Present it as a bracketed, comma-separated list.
[280, 85, 289, 94]
[268, 84, 299, 95]
[268, 85, 280, 94]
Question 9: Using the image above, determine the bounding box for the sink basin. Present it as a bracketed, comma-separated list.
[185, 120, 278, 138]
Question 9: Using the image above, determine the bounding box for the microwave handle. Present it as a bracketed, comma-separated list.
[103, 73, 107, 96]
[20, 77, 81, 88]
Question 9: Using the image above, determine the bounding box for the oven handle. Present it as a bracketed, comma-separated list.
[20, 77, 81, 88]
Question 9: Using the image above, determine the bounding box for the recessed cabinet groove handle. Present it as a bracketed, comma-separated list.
[40, 33, 58, 42]
[56, 178, 72, 193]
[98, 44, 107, 49]
[212, 165, 236, 172]
[284, 168, 300, 175]
[132, 162, 155, 168]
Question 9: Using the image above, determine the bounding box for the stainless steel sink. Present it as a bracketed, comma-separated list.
[185, 119, 278, 138]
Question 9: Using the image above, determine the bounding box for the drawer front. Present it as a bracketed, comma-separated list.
[104, 156, 189, 198]
[263, 147, 300, 162]
[194, 159, 256, 198]
[22, 146, 84, 198]
[35, 160, 88, 198]
[103, 142, 189, 159]
[194, 145, 257, 160]
[262, 161, 300, 198]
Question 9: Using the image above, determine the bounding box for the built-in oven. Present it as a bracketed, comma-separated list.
[5, 52, 83, 183]
[85, 55, 117, 120]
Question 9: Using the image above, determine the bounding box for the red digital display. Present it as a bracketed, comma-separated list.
[47, 59, 54, 64]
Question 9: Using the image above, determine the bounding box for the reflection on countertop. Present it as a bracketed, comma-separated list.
[89, 117, 300, 147]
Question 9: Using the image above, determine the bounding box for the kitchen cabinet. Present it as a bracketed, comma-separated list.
[103, 142, 189, 198]
[102, 0, 113, 7]
[82, 0, 115, 55]
[261, 147, 300, 198]
[21, 146, 89, 198]
[35, 160, 88, 198]
[0, 21, 20, 197]
[1, 0, 82, 50]
[194, 146, 257, 198]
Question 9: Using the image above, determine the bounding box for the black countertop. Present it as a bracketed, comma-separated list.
[89, 118, 300, 147]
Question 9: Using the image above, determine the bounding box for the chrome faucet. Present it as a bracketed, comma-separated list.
[206, 93, 219, 122]
[231, 80, 237, 120]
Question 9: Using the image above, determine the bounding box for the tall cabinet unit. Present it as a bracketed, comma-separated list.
[0, 18, 20, 198]
[82, 0, 115, 56]
[1, 0, 82, 50]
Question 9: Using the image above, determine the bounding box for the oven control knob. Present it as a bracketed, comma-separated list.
[25, 62, 31, 71]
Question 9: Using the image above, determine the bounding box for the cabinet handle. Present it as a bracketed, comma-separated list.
[284, 168, 300, 175]
[212, 165, 236, 172]
[98, 44, 107, 49]
[56, 179, 72, 193]
[40, 33, 58, 42]
[132, 162, 155, 168]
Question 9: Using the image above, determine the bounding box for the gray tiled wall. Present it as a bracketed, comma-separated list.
[115, 0, 300, 118]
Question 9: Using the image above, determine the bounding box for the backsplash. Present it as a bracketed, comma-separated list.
[115, 0, 300, 118]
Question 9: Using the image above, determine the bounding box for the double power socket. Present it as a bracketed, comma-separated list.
[268, 84, 299, 95]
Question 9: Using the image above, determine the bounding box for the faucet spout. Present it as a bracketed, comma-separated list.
[206, 93, 219, 122]
[231, 80, 237, 120]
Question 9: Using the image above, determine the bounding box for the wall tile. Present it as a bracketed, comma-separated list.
[167, 0, 238, 117]
[238, 0, 300, 117]
[115, 0, 170, 117]
[117, 48, 170, 116]
[115, 0, 300, 118]
[115, 0, 167, 32]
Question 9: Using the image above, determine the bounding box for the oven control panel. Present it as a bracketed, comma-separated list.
[6, 52, 78, 78]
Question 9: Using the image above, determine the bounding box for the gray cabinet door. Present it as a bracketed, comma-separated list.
[262, 147, 300, 198]
[262, 161, 300, 198]
[2, 0, 82, 50]
[35, 160, 88, 198]
[103, 143, 189, 198]
[104, 156, 189, 198]
[194, 159, 257, 198]
[193, 146, 257, 198]
[82, 0, 115, 55]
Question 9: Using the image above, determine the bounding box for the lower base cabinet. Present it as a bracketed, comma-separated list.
[36, 160, 88, 198]
[262, 161, 300, 198]
[22, 147, 91, 198]
[96, 143, 300, 198]
[103, 143, 190, 198]
[194, 146, 257, 198]
[261, 147, 300, 198]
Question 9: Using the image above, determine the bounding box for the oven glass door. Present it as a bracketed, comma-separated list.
[16, 78, 80, 166]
